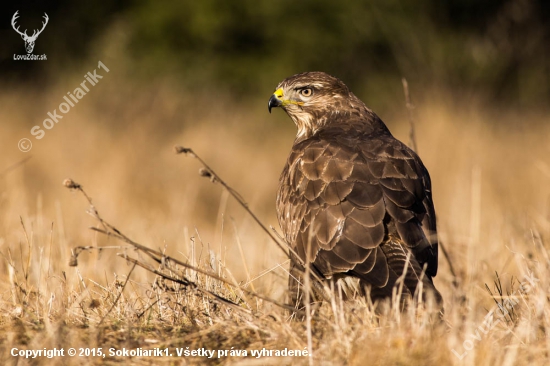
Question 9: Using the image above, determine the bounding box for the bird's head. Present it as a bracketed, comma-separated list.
[268, 71, 367, 138]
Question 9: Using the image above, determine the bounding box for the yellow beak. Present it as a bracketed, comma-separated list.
[268, 88, 284, 113]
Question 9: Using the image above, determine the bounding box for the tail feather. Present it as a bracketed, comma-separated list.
[368, 238, 442, 307]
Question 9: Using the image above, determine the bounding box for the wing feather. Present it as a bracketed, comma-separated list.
[278, 126, 438, 290]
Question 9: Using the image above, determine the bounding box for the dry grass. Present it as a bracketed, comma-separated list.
[0, 78, 549, 365]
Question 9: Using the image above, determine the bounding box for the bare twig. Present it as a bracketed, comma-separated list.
[174, 146, 327, 288]
[98, 262, 136, 327]
[118, 254, 251, 314]
[64, 178, 300, 315]
[174, 147, 290, 257]
[118, 252, 295, 312]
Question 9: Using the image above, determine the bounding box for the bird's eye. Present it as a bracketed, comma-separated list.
[299, 88, 313, 97]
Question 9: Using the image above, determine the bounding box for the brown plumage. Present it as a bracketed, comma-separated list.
[268, 72, 442, 309]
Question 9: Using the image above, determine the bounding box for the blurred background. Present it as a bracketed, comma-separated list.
[0, 0, 549, 303]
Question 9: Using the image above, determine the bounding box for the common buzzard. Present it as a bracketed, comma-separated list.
[268, 72, 442, 309]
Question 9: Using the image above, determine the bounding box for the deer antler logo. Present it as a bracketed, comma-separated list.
[12, 10, 49, 54]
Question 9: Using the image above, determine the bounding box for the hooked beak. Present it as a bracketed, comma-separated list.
[268, 88, 284, 113]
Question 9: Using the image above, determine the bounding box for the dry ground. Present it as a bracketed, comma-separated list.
[0, 77, 549, 365]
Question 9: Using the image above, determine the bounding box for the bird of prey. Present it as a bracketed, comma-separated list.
[268, 72, 442, 310]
